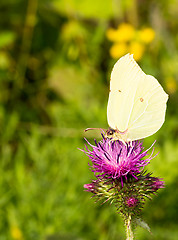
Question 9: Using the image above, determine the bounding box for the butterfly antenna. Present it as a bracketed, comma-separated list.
[84, 128, 106, 134]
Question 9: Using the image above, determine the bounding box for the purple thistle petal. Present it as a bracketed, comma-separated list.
[147, 176, 165, 191]
[81, 137, 156, 184]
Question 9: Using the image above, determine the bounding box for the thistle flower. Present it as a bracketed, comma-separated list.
[82, 135, 165, 239]
[84, 181, 98, 194]
[144, 174, 165, 192]
[126, 197, 139, 208]
[82, 136, 155, 185]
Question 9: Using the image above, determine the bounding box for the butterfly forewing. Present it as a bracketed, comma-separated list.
[107, 54, 168, 141]
[107, 54, 145, 132]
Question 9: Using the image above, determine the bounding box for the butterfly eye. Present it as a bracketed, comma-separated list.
[106, 128, 115, 136]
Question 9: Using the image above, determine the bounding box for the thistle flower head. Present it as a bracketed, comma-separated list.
[82, 136, 155, 184]
[126, 197, 139, 208]
[84, 182, 98, 194]
[144, 174, 165, 192]
[82, 135, 164, 222]
[151, 178, 164, 191]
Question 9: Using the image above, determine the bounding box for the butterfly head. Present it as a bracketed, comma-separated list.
[105, 128, 116, 138]
[105, 128, 129, 143]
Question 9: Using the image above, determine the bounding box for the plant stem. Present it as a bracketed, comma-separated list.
[125, 215, 134, 240]
[16, 0, 38, 88]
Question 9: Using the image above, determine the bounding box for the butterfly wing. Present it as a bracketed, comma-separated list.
[126, 74, 168, 140]
[107, 54, 145, 132]
[107, 54, 168, 141]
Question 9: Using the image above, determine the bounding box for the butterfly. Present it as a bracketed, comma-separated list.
[105, 53, 168, 142]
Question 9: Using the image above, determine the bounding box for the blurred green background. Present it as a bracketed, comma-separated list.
[0, 0, 178, 239]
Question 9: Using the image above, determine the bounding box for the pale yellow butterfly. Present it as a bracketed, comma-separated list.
[106, 53, 168, 142]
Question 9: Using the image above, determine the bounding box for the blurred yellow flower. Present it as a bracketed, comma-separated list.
[106, 23, 135, 42]
[139, 28, 155, 44]
[165, 77, 177, 94]
[117, 23, 135, 42]
[129, 41, 145, 61]
[110, 42, 128, 59]
[106, 29, 119, 42]
[10, 226, 23, 240]
[107, 23, 155, 61]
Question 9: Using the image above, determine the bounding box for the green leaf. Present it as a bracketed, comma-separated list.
[135, 218, 152, 234]
[0, 31, 16, 48]
[52, 0, 114, 19]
